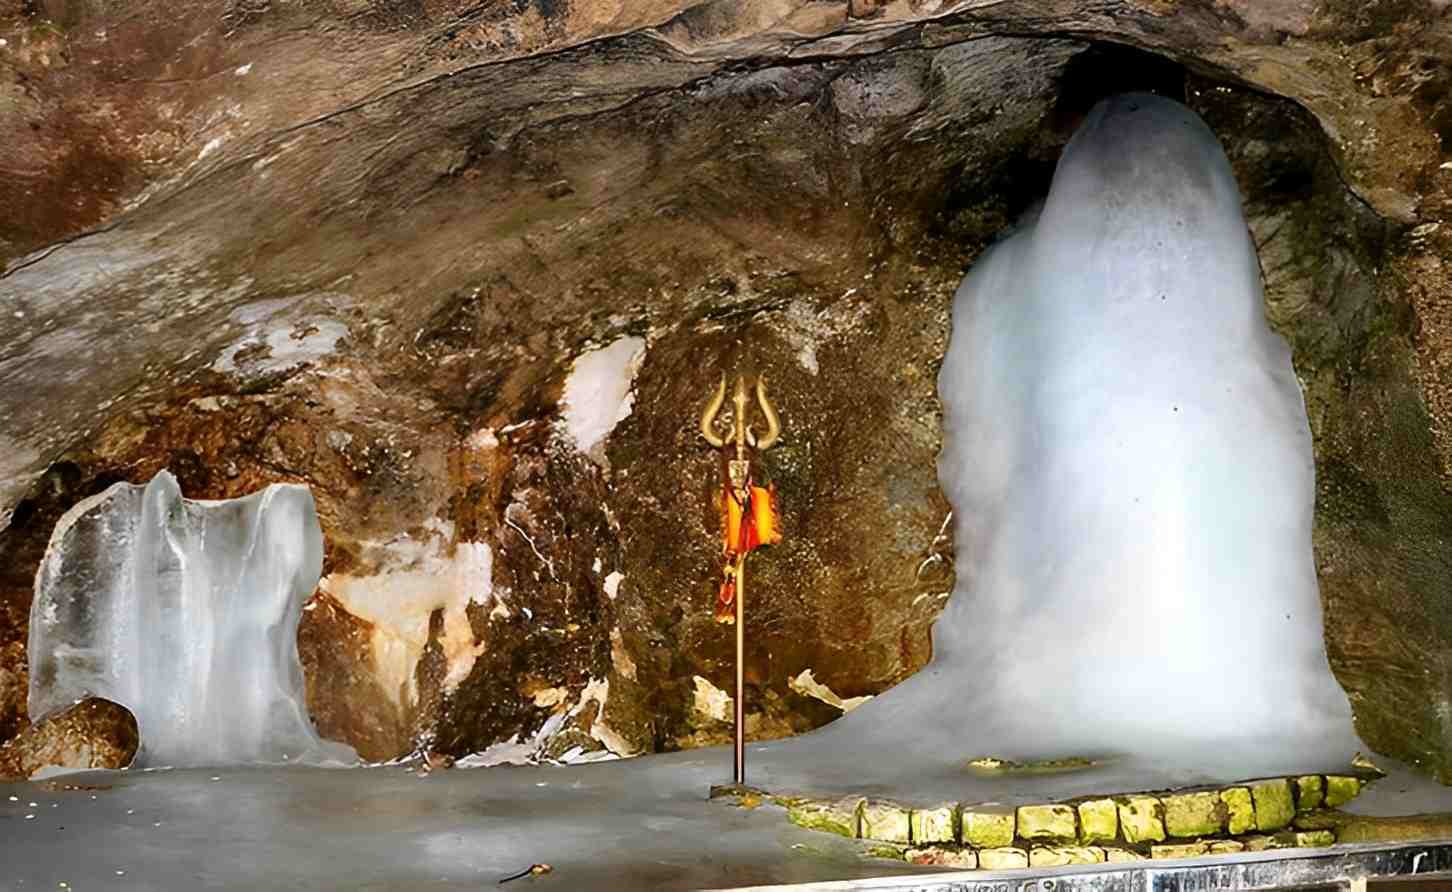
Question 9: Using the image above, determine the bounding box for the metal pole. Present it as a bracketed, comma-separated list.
[734, 553, 746, 785]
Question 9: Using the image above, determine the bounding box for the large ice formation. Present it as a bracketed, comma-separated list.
[29, 471, 355, 768]
[749, 95, 1363, 796]
[929, 93, 1359, 767]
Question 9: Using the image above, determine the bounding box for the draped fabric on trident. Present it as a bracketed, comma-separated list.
[715, 479, 781, 624]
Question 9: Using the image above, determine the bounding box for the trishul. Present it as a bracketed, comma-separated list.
[700, 375, 781, 787]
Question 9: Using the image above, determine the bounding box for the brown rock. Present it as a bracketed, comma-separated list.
[0, 698, 137, 780]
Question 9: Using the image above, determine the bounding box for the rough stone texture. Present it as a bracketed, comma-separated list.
[1078, 799, 1119, 844]
[1290, 830, 1337, 848]
[977, 847, 1029, 870]
[1207, 840, 1247, 855]
[1221, 787, 1256, 835]
[1296, 775, 1326, 811]
[2, 0, 1452, 778]
[1325, 776, 1364, 808]
[1151, 842, 1211, 860]
[1106, 849, 1148, 863]
[1117, 796, 1167, 844]
[962, 810, 1016, 848]
[0, 698, 136, 779]
[1016, 804, 1077, 842]
[861, 800, 912, 843]
[1029, 847, 1105, 867]
[786, 797, 863, 839]
[910, 804, 958, 844]
[1252, 779, 1297, 832]
[906, 846, 976, 868]
[1163, 791, 1226, 838]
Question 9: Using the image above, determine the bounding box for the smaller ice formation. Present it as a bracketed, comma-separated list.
[29, 471, 356, 768]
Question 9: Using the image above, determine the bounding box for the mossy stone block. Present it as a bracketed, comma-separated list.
[1220, 787, 1255, 835]
[962, 810, 1016, 848]
[1324, 776, 1363, 808]
[1030, 846, 1105, 867]
[911, 804, 959, 844]
[1207, 840, 1245, 855]
[1286, 830, 1336, 848]
[1164, 791, 1225, 838]
[1296, 776, 1325, 811]
[1252, 779, 1296, 832]
[1152, 842, 1210, 860]
[1078, 799, 1119, 844]
[906, 846, 977, 868]
[978, 847, 1029, 870]
[861, 800, 912, 843]
[1243, 835, 1282, 852]
[787, 796, 862, 838]
[1105, 848, 1147, 863]
[865, 842, 909, 860]
[1117, 796, 1166, 844]
[1017, 804, 1077, 842]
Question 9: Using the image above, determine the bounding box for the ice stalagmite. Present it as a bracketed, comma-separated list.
[28, 471, 355, 768]
[749, 95, 1362, 799]
[927, 93, 1361, 771]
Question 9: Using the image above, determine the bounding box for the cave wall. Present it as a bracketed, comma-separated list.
[3, 1, 1452, 777]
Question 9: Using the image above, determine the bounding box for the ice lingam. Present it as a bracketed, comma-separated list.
[750, 93, 1365, 799]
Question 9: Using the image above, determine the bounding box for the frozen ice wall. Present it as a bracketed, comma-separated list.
[29, 471, 356, 768]
[923, 93, 1361, 770]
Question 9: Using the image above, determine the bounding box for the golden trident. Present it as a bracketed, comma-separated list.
[700, 375, 781, 786]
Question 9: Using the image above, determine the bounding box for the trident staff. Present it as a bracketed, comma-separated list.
[700, 375, 782, 786]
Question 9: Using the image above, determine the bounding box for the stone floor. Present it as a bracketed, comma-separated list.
[1, 752, 1450, 891]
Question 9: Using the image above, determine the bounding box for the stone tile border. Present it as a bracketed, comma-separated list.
[716, 772, 1374, 871]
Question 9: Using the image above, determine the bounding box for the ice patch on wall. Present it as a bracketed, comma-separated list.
[319, 518, 492, 706]
[558, 336, 646, 466]
[28, 471, 355, 768]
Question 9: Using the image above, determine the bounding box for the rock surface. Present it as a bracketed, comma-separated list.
[0, 1, 1451, 775]
[0, 698, 137, 779]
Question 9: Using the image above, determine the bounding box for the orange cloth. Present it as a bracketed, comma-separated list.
[721, 483, 780, 555]
[716, 483, 780, 623]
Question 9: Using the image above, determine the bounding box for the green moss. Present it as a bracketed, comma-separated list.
[1296, 775, 1325, 811]
[1163, 791, 1225, 838]
[1030, 846, 1105, 866]
[1078, 799, 1119, 844]
[1220, 787, 1255, 835]
[1251, 779, 1296, 832]
[966, 756, 1099, 776]
[1105, 848, 1147, 863]
[1151, 842, 1209, 860]
[1324, 775, 1363, 808]
[962, 810, 1016, 848]
[863, 842, 909, 860]
[978, 847, 1029, 869]
[1312, 811, 1452, 845]
[1016, 804, 1077, 841]
[1117, 796, 1166, 844]
[786, 797, 862, 838]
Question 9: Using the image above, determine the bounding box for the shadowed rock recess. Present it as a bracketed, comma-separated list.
[2, 1, 1452, 779]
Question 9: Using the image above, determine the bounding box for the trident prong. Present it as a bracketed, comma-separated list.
[700, 375, 727, 448]
[700, 374, 781, 454]
[752, 376, 781, 450]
